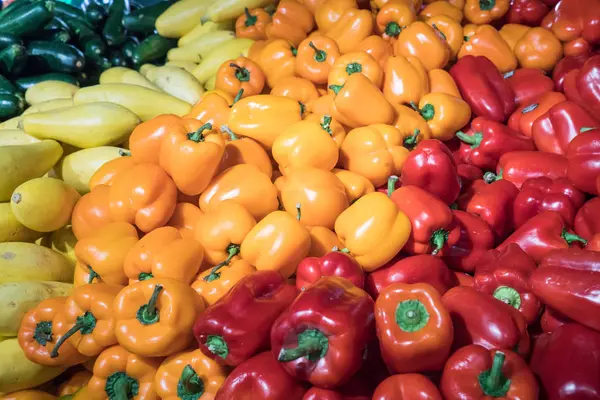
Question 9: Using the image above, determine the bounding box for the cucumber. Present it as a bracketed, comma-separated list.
[0, 93, 25, 120]
[122, 1, 174, 34]
[85, 2, 106, 27]
[102, 0, 126, 47]
[0, 44, 27, 75]
[0, 33, 20, 51]
[14, 72, 79, 91]
[66, 18, 106, 57]
[27, 41, 85, 73]
[132, 34, 176, 65]
[109, 48, 128, 67]
[86, 53, 111, 71]
[120, 36, 139, 61]
[54, 2, 86, 21]
[0, 0, 55, 37]
[0, 74, 18, 94]
[50, 29, 72, 43]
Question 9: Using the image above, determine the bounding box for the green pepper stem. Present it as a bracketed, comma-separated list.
[403, 129, 420, 150]
[136, 285, 163, 325]
[243, 8, 257, 27]
[483, 171, 502, 184]
[345, 62, 362, 75]
[580, 127, 597, 133]
[456, 130, 483, 148]
[87, 266, 99, 284]
[521, 103, 538, 114]
[329, 84, 343, 95]
[493, 286, 522, 310]
[278, 329, 329, 362]
[387, 175, 399, 197]
[385, 22, 401, 38]
[561, 229, 588, 245]
[230, 63, 251, 82]
[479, 0, 495, 11]
[321, 115, 333, 135]
[296, 203, 302, 221]
[203, 245, 240, 282]
[138, 272, 153, 281]
[432, 24, 446, 40]
[33, 321, 53, 346]
[220, 124, 239, 140]
[105, 371, 139, 400]
[291, 46, 298, 57]
[118, 149, 130, 157]
[232, 88, 244, 105]
[478, 351, 511, 397]
[50, 312, 97, 358]
[308, 41, 327, 62]
[206, 335, 229, 359]
[503, 70, 515, 79]
[187, 123, 212, 142]
[396, 300, 430, 332]
[178, 365, 205, 399]
[430, 229, 449, 256]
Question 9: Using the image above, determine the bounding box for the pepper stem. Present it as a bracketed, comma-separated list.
[296, 203, 302, 221]
[177, 365, 205, 399]
[187, 123, 212, 142]
[478, 352, 511, 397]
[456, 130, 483, 148]
[387, 175, 399, 197]
[136, 285, 163, 326]
[430, 229, 449, 255]
[206, 335, 229, 359]
[345, 62, 362, 75]
[230, 63, 251, 82]
[278, 329, 329, 362]
[521, 103, 539, 114]
[419, 104, 435, 121]
[105, 371, 139, 400]
[243, 8, 257, 27]
[396, 300, 430, 332]
[493, 286, 521, 310]
[580, 127, 596, 133]
[291, 46, 298, 56]
[88, 266, 99, 284]
[329, 84, 343, 95]
[203, 244, 240, 282]
[321, 115, 333, 135]
[483, 171, 502, 183]
[299, 101, 306, 116]
[50, 311, 97, 358]
[220, 125, 238, 140]
[33, 321, 53, 346]
[403, 129, 420, 150]
[479, 0, 495, 11]
[385, 22, 401, 37]
[308, 41, 327, 62]
[561, 229, 588, 245]
[233, 88, 244, 104]
[503, 70, 515, 79]
[118, 149, 130, 157]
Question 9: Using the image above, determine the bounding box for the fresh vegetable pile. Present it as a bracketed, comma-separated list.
[1, 0, 600, 398]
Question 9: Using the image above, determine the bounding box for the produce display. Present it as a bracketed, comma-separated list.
[0, 0, 599, 399]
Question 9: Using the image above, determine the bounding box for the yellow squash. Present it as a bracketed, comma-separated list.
[0, 242, 74, 284]
[191, 38, 254, 84]
[99, 67, 160, 90]
[177, 20, 235, 47]
[145, 65, 205, 105]
[0, 130, 40, 146]
[155, 0, 215, 38]
[0, 203, 43, 243]
[203, 0, 276, 22]
[22, 99, 73, 115]
[24, 81, 79, 105]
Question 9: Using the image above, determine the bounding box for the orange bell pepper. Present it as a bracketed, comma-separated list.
[227, 94, 302, 149]
[1, 391, 57, 400]
[87, 345, 161, 400]
[49, 283, 122, 359]
[270, 76, 320, 115]
[355, 35, 394, 68]
[315, 0, 357, 32]
[372, 0, 423, 12]
[219, 127, 273, 177]
[375, 1, 417, 41]
[215, 56, 265, 99]
[330, 73, 395, 128]
[464, 0, 510, 25]
[428, 68, 461, 98]
[335, 192, 412, 271]
[128, 114, 184, 164]
[236, 8, 271, 40]
[166, 202, 204, 240]
[155, 348, 228, 400]
[272, 120, 339, 174]
[123, 226, 204, 284]
[256, 39, 298, 88]
[199, 164, 279, 221]
[240, 210, 311, 278]
[192, 257, 256, 306]
[266, 0, 314, 47]
[295, 36, 340, 84]
[340, 124, 410, 187]
[419, 1, 463, 22]
[298, 0, 327, 13]
[114, 278, 204, 357]
[426, 15, 464, 59]
[328, 51, 384, 92]
[194, 201, 256, 268]
[108, 163, 177, 232]
[58, 369, 92, 397]
[279, 168, 350, 229]
[325, 8, 374, 54]
[307, 226, 344, 257]
[412, 92, 471, 141]
[498, 23, 530, 51]
[459, 24, 517, 73]
[303, 113, 347, 148]
[331, 168, 376, 203]
[310, 92, 334, 116]
[88, 153, 136, 191]
[514, 27, 563, 72]
[185, 90, 234, 130]
[74, 221, 139, 286]
[394, 21, 450, 71]
[248, 39, 268, 62]
[392, 104, 433, 149]
[158, 120, 225, 196]
[383, 55, 429, 106]
[18, 297, 87, 367]
[71, 185, 112, 240]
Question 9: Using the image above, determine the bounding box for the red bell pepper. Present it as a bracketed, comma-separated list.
[365, 255, 458, 299]
[540, 307, 571, 333]
[441, 210, 495, 273]
[485, 151, 568, 189]
[193, 270, 297, 366]
[271, 277, 375, 389]
[457, 164, 483, 191]
[473, 244, 541, 324]
[440, 346, 538, 400]
[530, 323, 600, 400]
[390, 185, 461, 255]
[450, 56, 516, 122]
[373, 374, 443, 400]
[513, 176, 586, 228]
[507, 91, 566, 138]
[497, 211, 588, 263]
[400, 139, 461, 205]
[506, 0, 550, 26]
[456, 117, 535, 171]
[575, 197, 600, 240]
[441, 286, 530, 356]
[457, 179, 519, 242]
[587, 233, 600, 251]
[455, 272, 474, 287]
[566, 128, 600, 195]
[540, 248, 600, 271]
[375, 283, 453, 374]
[296, 251, 365, 291]
[215, 351, 307, 400]
[505, 68, 554, 106]
[552, 54, 588, 91]
[563, 54, 600, 116]
[303, 388, 343, 400]
[531, 100, 598, 155]
[542, 0, 600, 57]
[303, 380, 372, 400]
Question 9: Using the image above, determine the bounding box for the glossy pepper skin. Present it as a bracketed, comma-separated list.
[270, 76, 320, 115]
[194, 271, 297, 366]
[540, 248, 600, 272]
[457, 117, 535, 171]
[425, 16, 464, 60]
[514, 27, 564, 72]
[487, 150, 568, 189]
[236, 8, 271, 40]
[450, 55, 516, 122]
[412, 92, 471, 142]
[295, 36, 340, 84]
[326, 8, 374, 54]
[296, 251, 365, 291]
[256, 39, 298, 88]
[328, 51, 384, 91]
[216, 56, 265, 98]
[391, 185, 460, 255]
[219, 127, 273, 177]
[400, 139, 461, 205]
[507, 91, 566, 138]
[442, 286, 530, 356]
[266, 0, 314, 47]
[271, 277, 375, 389]
[373, 374, 442, 400]
[464, 0, 510, 24]
[575, 197, 600, 240]
[394, 21, 450, 71]
[542, 0, 600, 57]
[513, 177, 586, 228]
[505, 67, 555, 106]
[375, 283, 453, 374]
[113, 278, 204, 357]
[375, 1, 417, 41]
[129, 114, 185, 165]
[441, 346, 538, 400]
[89, 154, 137, 191]
[185, 90, 234, 130]
[507, 0, 550, 26]
[382, 55, 429, 107]
[458, 25, 517, 74]
[566, 129, 600, 195]
[71, 185, 113, 240]
[215, 351, 307, 400]
[530, 323, 600, 400]
[497, 211, 588, 263]
[192, 258, 256, 307]
[552, 54, 588, 91]
[474, 244, 540, 324]
[366, 255, 458, 299]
